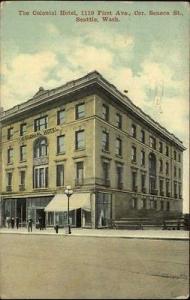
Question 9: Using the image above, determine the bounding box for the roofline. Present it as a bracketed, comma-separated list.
[0, 70, 186, 151]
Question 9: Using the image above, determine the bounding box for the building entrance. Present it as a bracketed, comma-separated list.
[36, 209, 46, 228]
[16, 198, 26, 226]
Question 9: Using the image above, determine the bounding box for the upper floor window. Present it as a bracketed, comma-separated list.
[159, 141, 163, 153]
[174, 150, 176, 160]
[7, 127, 13, 140]
[140, 130, 145, 143]
[178, 153, 181, 162]
[102, 131, 109, 152]
[116, 113, 122, 129]
[57, 110, 65, 125]
[75, 130, 85, 150]
[179, 168, 181, 179]
[116, 166, 123, 188]
[149, 136, 156, 149]
[166, 145, 169, 156]
[20, 145, 26, 161]
[76, 161, 84, 185]
[34, 137, 48, 158]
[102, 104, 109, 121]
[141, 174, 146, 191]
[131, 146, 136, 162]
[102, 162, 110, 185]
[57, 135, 65, 154]
[20, 123, 27, 136]
[7, 148, 13, 164]
[56, 164, 64, 187]
[131, 124, 136, 138]
[166, 162, 169, 175]
[116, 138, 122, 156]
[76, 103, 85, 119]
[141, 150, 145, 166]
[20, 170, 26, 186]
[159, 159, 163, 172]
[33, 166, 48, 188]
[7, 172, 12, 187]
[174, 166, 177, 177]
[34, 116, 48, 132]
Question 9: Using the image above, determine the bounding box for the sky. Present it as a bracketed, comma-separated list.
[0, 1, 189, 212]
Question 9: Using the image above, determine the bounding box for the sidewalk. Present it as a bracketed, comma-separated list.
[0, 227, 189, 240]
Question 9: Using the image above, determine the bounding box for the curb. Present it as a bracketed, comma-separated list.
[0, 231, 189, 241]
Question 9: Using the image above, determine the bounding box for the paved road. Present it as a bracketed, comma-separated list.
[0, 234, 189, 299]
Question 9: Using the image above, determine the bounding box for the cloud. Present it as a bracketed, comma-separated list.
[1, 51, 58, 108]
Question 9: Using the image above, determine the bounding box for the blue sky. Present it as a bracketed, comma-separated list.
[1, 1, 189, 212]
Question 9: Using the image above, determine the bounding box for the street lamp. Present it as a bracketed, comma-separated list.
[64, 185, 73, 234]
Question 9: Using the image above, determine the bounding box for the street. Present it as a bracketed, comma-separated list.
[0, 234, 189, 299]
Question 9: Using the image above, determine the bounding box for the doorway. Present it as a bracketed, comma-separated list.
[36, 209, 46, 228]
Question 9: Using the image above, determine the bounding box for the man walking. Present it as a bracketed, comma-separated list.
[28, 218, 33, 232]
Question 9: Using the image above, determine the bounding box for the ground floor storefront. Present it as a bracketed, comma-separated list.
[0, 190, 181, 228]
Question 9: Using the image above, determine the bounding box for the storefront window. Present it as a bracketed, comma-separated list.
[96, 192, 112, 228]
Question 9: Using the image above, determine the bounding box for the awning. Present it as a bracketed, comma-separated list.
[44, 193, 91, 212]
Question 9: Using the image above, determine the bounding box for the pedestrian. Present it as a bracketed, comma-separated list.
[28, 218, 33, 232]
[16, 217, 19, 229]
[6, 216, 11, 228]
[38, 217, 42, 230]
[11, 217, 15, 229]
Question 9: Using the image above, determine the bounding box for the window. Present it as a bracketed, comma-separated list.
[76, 103, 85, 119]
[33, 166, 48, 188]
[159, 141, 163, 153]
[57, 110, 65, 125]
[56, 164, 64, 187]
[20, 123, 27, 136]
[103, 162, 110, 186]
[102, 104, 109, 121]
[34, 138, 47, 158]
[131, 146, 136, 162]
[116, 138, 122, 156]
[57, 135, 65, 154]
[159, 179, 164, 195]
[174, 166, 177, 177]
[174, 182, 177, 197]
[131, 124, 136, 138]
[76, 162, 84, 185]
[178, 153, 181, 162]
[75, 130, 85, 150]
[117, 166, 123, 188]
[166, 181, 170, 196]
[132, 172, 137, 191]
[131, 198, 137, 209]
[140, 130, 145, 143]
[102, 131, 109, 152]
[7, 127, 13, 140]
[160, 200, 164, 211]
[116, 113, 122, 129]
[178, 183, 182, 197]
[159, 159, 163, 172]
[166, 162, 169, 175]
[179, 168, 181, 179]
[149, 136, 156, 149]
[34, 116, 48, 132]
[141, 198, 146, 209]
[141, 174, 146, 191]
[20, 145, 26, 161]
[174, 150, 176, 160]
[7, 148, 13, 164]
[7, 172, 12, 186]
[166, 145, 169, 156]
[166, 202, 170, 211]
[141, 150, 145, 166]
[20, 170, 25, 185]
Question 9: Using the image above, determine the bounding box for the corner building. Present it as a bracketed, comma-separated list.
[0, 71, 185, 228]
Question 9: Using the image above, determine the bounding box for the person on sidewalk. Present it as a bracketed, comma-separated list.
[11, 217, 15, 229]
[28, 218, 33, 232]
[16, 217, 19, 229]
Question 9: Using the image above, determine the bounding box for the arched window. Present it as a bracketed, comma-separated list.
[34, 137, 48, 158]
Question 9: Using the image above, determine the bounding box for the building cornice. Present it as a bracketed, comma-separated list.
[0, 70, 185, 150]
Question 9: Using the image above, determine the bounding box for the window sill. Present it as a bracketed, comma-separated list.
[115, 154, 123, 159]
[56, 152, 66, 156]
[75, 148, 86, 152]
[20, 160, 27, 163]
[102, 149, 110, 154]
[7, 162, 13, 165]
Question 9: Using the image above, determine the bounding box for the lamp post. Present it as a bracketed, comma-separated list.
[64, 185, 73, 234]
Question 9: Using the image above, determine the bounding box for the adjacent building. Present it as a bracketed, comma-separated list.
[0, 71, 186, 228]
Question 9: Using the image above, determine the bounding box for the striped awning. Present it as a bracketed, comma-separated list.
[45, 193, 91, 212]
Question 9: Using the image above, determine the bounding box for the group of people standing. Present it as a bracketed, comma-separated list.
[6, 216, 44, 232]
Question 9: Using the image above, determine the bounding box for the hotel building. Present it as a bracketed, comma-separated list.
[0, 71, 185, 228]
